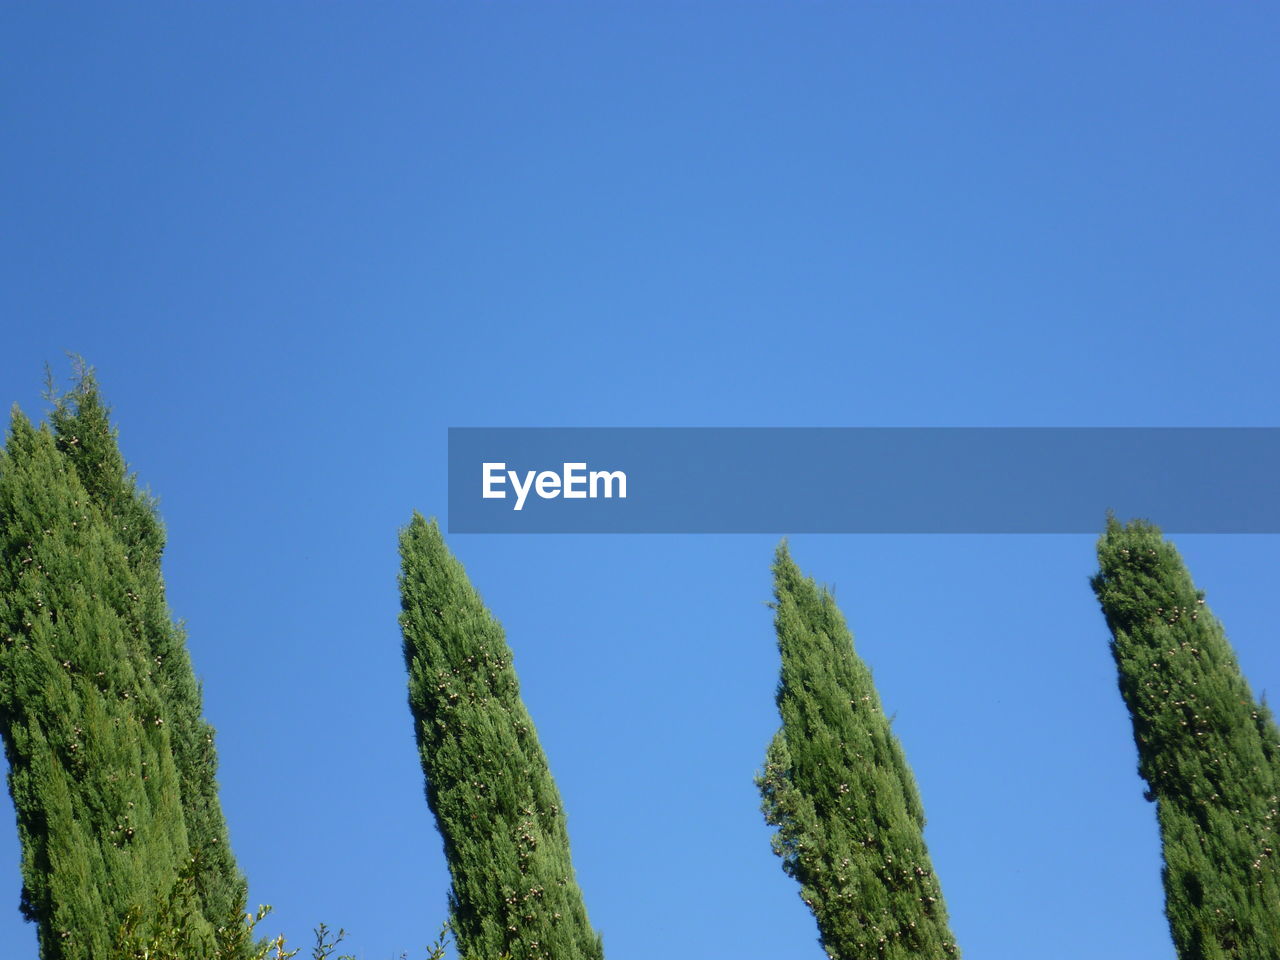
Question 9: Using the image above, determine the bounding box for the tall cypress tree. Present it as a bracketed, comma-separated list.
[47, 367, 248, 943]
[398, 514, 603, 960]
[759, 543, 959, 960]
[1092, 517, 1280, 959]
[0, 408, 215, 958]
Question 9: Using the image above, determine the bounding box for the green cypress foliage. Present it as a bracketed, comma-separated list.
[47, 369, 248, 943]
[398, 514, 603, 960]
[758, 543, 960, 960]
[0, 408, 214, 958]
[1092, 517, 1280, 959]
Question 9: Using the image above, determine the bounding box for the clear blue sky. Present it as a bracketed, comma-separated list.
[2, 4, 1278, 958]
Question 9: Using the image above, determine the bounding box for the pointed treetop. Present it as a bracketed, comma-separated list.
[772, 538, 813, 599]
[774, 538, 792, 563]
[406, 511, 442, 538]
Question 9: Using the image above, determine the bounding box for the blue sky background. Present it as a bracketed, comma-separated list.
[2, 4, 1278, 958]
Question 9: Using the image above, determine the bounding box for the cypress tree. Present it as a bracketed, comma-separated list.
[47, 367, 248, 943]
[758, 542, 960, 960]
[0, 408, 214, 958]
[1092, 517, 1280, 959]
[398, 514, 603, 960]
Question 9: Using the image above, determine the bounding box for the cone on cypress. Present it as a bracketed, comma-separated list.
[46, 367, 248, 943]
[398, 515, 602, 960]
[758, 542, 959, 960]
[0, 408, 213, 958]
[1092, 516, 1280, 959]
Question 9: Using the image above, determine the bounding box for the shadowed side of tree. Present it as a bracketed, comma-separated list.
[1093, 517, 1280, 960]
[0, 408, 215, 959]
[47, 367, 248, 945]
[759, 542, 959, 960]
[398, 514, 602, 960]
